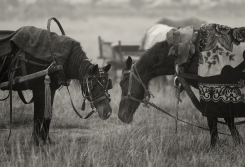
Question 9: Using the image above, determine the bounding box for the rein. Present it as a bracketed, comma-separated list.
[121, 62, 232, 136]
[61, 65, 112, 119]
[121, 63, 153, 104]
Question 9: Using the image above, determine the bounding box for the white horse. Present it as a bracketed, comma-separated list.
[140, 24, 174, 50]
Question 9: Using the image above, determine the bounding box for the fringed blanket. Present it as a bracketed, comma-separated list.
[0, 26, 77, 65]
[198, 23, 245, 117]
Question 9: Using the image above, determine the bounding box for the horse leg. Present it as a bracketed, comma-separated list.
[224, 117, 243, 146]
[32, 85, 56, 145]
[207, 117, 219, 147]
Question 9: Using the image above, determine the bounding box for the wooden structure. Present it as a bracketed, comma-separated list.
[0, 65, 63, 89]
[97, 36, 144, 82]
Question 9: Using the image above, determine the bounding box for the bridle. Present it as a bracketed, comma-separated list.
[64, 67, 112, 120]
[121, 62, 154, 105]
[82, 68, 112, 110]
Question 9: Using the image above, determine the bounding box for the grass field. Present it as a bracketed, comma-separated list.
[1, 8, 245, 167]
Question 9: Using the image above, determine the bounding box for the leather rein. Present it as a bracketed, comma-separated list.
[121, 63, 153, 105]
[64, 70, 112, 119]
[120, 62, 233, 136]
[82, 72, 111, 108]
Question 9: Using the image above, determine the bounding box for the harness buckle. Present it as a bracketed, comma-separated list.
[174, 76, 181, 88]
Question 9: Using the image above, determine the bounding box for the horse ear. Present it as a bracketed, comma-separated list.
[102, 64, 111, 72]
[89, 64, 98, 74]
[126, 56, 132, 69]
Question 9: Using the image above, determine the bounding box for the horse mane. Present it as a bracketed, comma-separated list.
[137, 40, 169, 73]
[64, 42, 92, 87]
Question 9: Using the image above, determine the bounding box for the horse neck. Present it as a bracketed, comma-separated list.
[135, 41, 175, 85]
[64, 55, 92, 81]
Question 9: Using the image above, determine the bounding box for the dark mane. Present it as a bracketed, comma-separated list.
[137, 40, 171, 73]
[64, 42, 92, 85]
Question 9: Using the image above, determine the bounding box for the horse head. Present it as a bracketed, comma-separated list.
[118, 57, 145, 123]
[82, 63, 112, 120]
[118, 41, 175, 123]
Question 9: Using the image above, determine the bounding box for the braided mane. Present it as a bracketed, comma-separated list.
[64, 42, 92, 84]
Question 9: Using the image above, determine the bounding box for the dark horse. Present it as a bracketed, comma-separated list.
[0, 42, 112, 145]
[118, 40, 243, 147]
[140, 18, 206, 86]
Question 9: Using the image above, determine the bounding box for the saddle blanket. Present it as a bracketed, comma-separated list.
[0, 26, 78, 65]
[198, 23, 245, 117]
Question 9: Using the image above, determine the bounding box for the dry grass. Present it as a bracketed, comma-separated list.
[1, 10, 245, 166]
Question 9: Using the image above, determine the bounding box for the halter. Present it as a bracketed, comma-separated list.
[82, 69, 112, 110]
[121, 62, 154, 105]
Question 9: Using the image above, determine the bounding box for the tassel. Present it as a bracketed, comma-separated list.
[44, 75, 52, 119]
[81, 99, 86, 111]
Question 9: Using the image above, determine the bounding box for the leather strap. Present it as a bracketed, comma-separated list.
[179, 72, 199, 80]
[121, 91, 231, 136]
[177, 77, 201, 112]
[0, 55, 9, 101]
[8, 50, 21, 139]
[47, 17, 65, 63]
[0, 55, 7, 74]
[20, 52, 29, 89]
[17, 91, 34, 104]
[66, 85, 95, 119]
[20, 57, 48, 67]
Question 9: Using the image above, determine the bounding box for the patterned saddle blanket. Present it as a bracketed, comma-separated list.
[198, 23, 245, 118]
[167, 23, 245, 117]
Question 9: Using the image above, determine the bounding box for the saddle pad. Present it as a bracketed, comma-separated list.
[198, 23, 245, 117]
[0, 30, 18, 56]
[167, 26, 196, 66]
[0, 26, 77, 65]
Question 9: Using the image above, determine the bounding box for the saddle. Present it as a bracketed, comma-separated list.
[0, 26, 75, 89]
[167, 23, 245, 118]
[198, 23, 245, 118]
